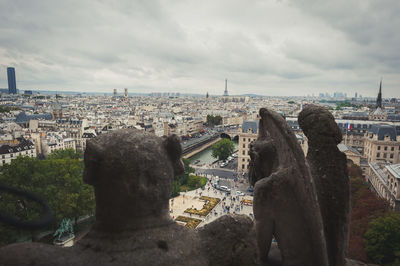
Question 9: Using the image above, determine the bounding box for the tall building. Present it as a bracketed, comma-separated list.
[237, 121, 259, 172]
[376, 79, 382, 109]
[363, 124, 400, 164]
[367, 163, 400, 210]
[113, 89, 117, 97]
[7, 67, 16, 94]
[369, 79, 387, 120]
[124, 88, 128, 98]
[223, 79, 229, 96]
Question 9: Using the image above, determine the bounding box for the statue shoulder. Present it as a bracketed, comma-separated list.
[199, 214, 258, 266]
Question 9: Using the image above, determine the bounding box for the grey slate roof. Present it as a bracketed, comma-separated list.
[15, 112, 53, 124]
[369, 124, 397, 141]
[0, 138, 35, 155]
[337, 143, 361, 155]
[242, 121, 259, 134]
[388, 114, 400, 121]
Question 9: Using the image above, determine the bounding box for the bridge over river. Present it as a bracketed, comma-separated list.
[182, 128, 239, 159]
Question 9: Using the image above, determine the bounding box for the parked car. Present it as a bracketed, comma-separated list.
[219, 185, 231, 192]
[236, 191, 245, 196]
[248, 187, 254, 192]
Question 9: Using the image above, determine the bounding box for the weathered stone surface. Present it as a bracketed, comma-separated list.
[299, 105, 350, 266]
[199, 214, 258, 266]
[0, 129, 256, 266]
[249, 108, 329, 266]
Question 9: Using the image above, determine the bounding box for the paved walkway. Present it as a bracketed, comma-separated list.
[169, 177, 254, 228]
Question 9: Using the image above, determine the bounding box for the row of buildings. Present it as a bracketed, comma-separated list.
[236, 84, 400, 210]
[1, 82, 399, 210]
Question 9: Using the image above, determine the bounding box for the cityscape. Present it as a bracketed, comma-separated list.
[1, 1, 400, 265]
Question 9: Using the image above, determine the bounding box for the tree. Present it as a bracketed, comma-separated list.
[365, 213, 400, 265]
[46, 148, 82, 160]
[206, 115, 222, 127]
[211, 139, 234, 161]
[348, 162, 363, 179]
[0, 155, 95, 246]
[187, 175, 202, 189]
[171, 180, 181, 197]
[171, 158, 195, 197]
[347, 171, 390, 262]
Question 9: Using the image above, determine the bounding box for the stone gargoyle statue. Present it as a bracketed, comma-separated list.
[299, 105, 350, 266]
[249, 108, 329, 266]
[0, 129, 257, 266]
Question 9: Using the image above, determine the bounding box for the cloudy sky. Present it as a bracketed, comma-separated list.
[0, 0, 399, 97]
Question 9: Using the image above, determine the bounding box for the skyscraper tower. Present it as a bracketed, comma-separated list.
[223, 79, 229, 96]
[113, 88, 117, 97]
[124, 88, 128, 98]
[376, 79, 382, 109]
[7, 67, 17, 94]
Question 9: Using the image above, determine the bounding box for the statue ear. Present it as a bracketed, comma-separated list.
[163, 135, 184, 175]
[83, 140, 103, 185]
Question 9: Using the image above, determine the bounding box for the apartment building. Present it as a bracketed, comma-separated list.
[364, 124, 400, 164]
[237, 121, 259, 172]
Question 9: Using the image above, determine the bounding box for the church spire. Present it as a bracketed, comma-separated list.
[376, 78, 382, 109]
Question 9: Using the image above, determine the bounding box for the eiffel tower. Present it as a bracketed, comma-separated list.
[223, 79, 229, 96]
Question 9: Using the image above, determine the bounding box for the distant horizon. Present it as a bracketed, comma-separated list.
[0, 87, 388, 99]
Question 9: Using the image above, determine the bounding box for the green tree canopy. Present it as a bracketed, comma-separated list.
[365, 213, 400, 265]
[171, 158, 195, 197]
[0, 154, 95, 246]
[211, 138, 234, 161]
[46, 148, 82, 160]
[206, 115, 222, 127]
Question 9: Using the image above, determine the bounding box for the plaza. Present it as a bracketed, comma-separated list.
[169, 175, 254, 228]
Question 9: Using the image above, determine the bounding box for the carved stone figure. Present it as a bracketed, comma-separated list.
[0, 129, 256, 266]
[249, 108, 329, 266]
[298, 105, 350, 266]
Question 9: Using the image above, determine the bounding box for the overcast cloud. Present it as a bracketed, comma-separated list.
[0, 0, 399, 97]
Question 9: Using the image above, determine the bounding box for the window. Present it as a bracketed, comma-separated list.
[383, 153, 387, 158]
[242, 151, 245, 155]
[248, 138, 250, 142]
[378, 146, 381, 150]
[243, 138, 246, 142]
[1, 155, 4, 159]
[242, 164, 245, 169]
[243, 144, 245, 148]
[377, 152, 380, 158]
[390, 154, 394, 159]
[242, 158, 245, 162]
[391, 147, 394, 151]
[10, 154, 13, 158]
[2, 160, 5, 164]
[384, 146, 387, 151]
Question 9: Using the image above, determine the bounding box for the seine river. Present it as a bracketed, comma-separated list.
[189, 141, 238, 165]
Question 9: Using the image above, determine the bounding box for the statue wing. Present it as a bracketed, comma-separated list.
[258, 108, 309, 176]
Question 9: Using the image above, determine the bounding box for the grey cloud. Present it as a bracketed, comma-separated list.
[0, 0, 399, 96]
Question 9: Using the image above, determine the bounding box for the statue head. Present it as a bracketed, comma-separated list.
[84, 129, 184, 231]
[248, 139, 279, 186]
[298, 105, 342, 145]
